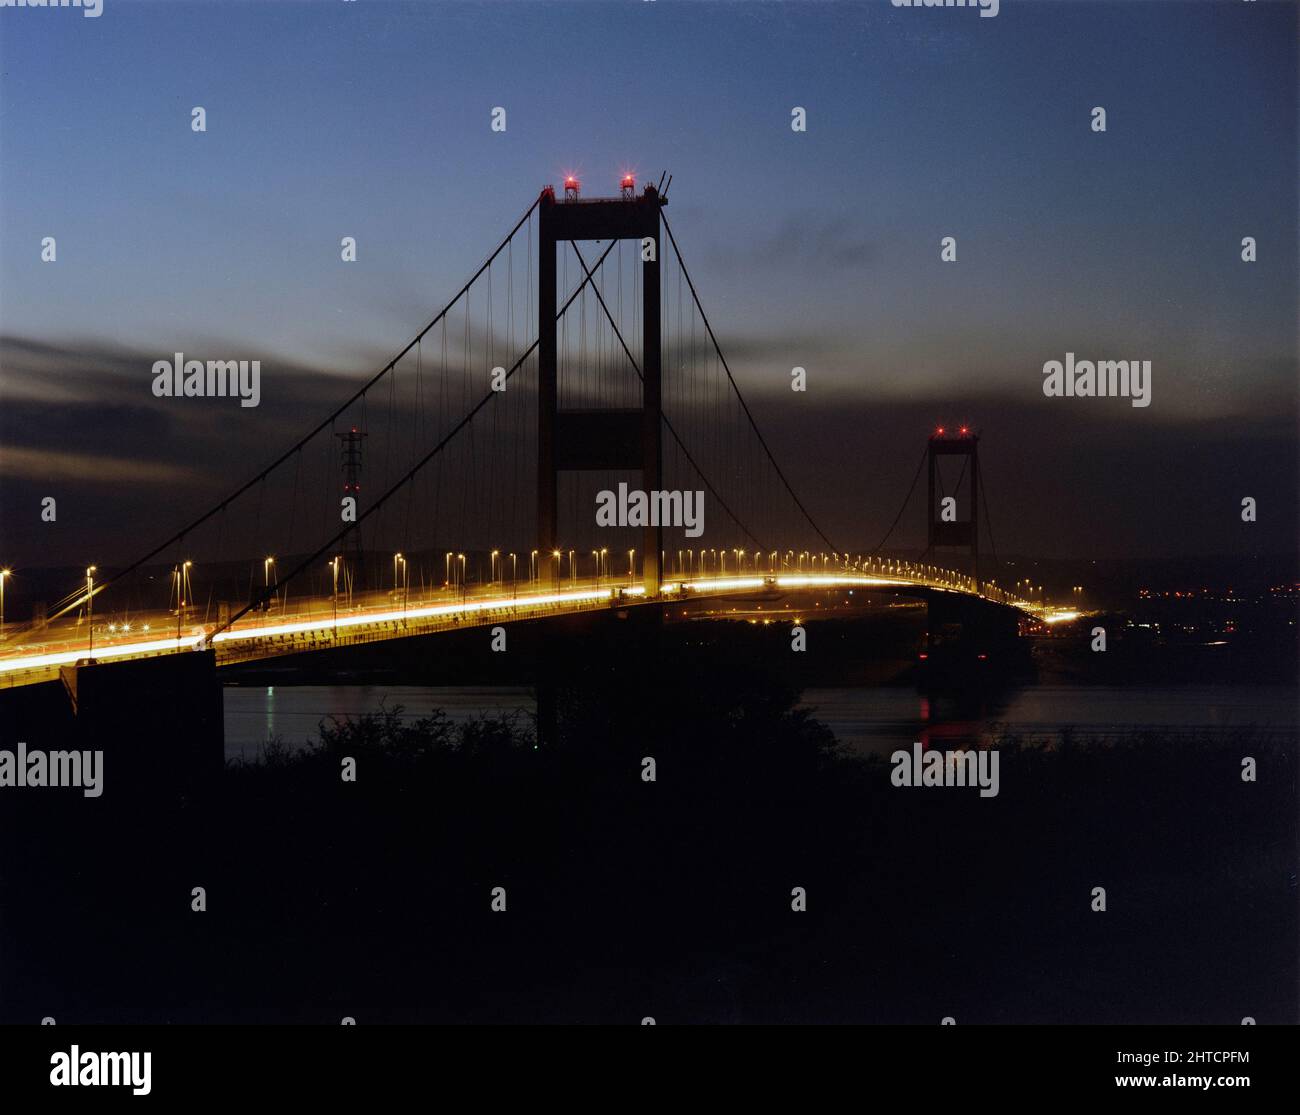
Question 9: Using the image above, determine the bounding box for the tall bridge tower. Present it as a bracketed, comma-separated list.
[537, 180, 665, 595]
[927, 428, 980, 582]
[336, 424, 368, 581]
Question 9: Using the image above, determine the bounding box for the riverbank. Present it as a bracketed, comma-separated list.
[3, 653, 1293, 1023]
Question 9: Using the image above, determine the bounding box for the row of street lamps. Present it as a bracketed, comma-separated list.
[0, 546, 1055, 662]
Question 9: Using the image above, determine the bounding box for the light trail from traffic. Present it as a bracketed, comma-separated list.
[0, 565, 1045, 688]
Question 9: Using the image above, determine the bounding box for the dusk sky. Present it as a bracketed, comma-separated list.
[1, 0, 1295, 568]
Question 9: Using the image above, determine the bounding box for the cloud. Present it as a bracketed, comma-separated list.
[0, 445, 205, 486]
[703, 212, 876, 274]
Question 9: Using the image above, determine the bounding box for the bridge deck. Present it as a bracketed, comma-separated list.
[0, 570, 1051, 690]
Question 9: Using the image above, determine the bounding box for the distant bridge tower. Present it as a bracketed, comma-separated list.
[537, 178, 665, 595]
[927, 427, 980, 582]
[337, 425, 368, 581]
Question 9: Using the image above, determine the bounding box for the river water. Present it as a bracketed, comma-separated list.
[222, 683, 1298, 763]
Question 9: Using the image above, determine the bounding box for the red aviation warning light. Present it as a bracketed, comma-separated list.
[620, 173, 635, 199]
[563, 175, 580, 201]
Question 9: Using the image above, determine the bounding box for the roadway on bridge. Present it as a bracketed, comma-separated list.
[0, 562, 1056, 690]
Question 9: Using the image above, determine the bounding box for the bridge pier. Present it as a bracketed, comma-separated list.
[57, 650, 223, 801]
[925, 591, 1020, 659]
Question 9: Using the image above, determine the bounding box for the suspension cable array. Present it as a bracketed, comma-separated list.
[18, 186, 1020, 663]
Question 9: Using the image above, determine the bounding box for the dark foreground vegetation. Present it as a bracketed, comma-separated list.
[2, 637, 1295, 1024]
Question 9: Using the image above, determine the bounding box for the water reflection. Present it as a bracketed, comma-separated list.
[801, 684, 1298, 758]
[223, 682, 1298, 764]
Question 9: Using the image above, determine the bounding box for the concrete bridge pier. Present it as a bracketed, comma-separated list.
[924, 591, 1021, 658]
[58, 650, 224, 802]
[534, 601, 665, 748]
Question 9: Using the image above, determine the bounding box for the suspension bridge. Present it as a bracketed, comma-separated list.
[0, 178, 1058, 692]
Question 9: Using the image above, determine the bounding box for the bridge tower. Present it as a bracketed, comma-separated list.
[927, 428, 980, 582]
[537, 181, 665, 596]
[337, 425, 368, 584]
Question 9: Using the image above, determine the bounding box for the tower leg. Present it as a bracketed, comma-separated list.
[538, 196, 558, 579]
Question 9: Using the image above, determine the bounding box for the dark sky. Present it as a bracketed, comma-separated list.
[1, 0, 1296, 573]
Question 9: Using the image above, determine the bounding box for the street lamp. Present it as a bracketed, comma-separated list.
[174, 561, 193, 643]
[329, 557, 341, 633]
[397, 554, 409, 624]
[445, 552, 453, 587]
[551, 549, 561, 588]
[0, 568, 9, 638]
[631, 549, 638, 579]
[490, 550, 500, 583]
[458, 553, 466, 594]
[86, 565, 97, 655]
[531, 550, 539, 584]
[393, 552, 403, 591]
